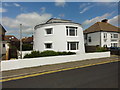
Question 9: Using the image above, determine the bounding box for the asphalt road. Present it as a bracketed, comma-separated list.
[2, 62, 119, 88]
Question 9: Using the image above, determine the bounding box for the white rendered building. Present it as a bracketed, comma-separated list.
[34, 18, 85, 54]
[84, 19, 120, 47]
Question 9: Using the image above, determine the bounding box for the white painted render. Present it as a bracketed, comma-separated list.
[1, 52, 110, 71]
[34, 23, 85, 54]
[86, 32, 100, 46]
[85, 31, 120, 47]
[101, 32, 119, 47]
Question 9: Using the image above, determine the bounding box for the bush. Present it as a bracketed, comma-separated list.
[40, 50, 59, 57]
[22, 44, 33, 51]
[24, 50, 76, 58]
[24, 51, 40, 58]
[96, 47, 108, 52]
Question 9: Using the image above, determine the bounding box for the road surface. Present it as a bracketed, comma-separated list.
[2, 61, 119, 88]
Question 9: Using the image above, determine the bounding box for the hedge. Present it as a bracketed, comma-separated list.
[24, 50, 76, 58]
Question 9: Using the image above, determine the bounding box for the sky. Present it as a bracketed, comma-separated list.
[0, 1, 119, 39]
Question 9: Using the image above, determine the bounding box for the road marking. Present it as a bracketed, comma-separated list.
[0, 59, 120, 82]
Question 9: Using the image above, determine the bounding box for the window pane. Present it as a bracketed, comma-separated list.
[3, 44, 5, 47]
[45, 43, 52, 48]
[69, 29, 75, 36]
[66, 29, 68, 36]
[88, 37, 91, 42]
[46, 28, 52, 34]
[77, 42, 79, 50]
[76, 30, 77, 36]
[66, 26, 78, 36]
[70, 42, 76, 50]
[114, 34, 118, 38]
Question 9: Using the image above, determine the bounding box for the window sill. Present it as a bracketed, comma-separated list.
[44, 49, 53, 50]
[45, 34, 53, 37]
[66, 36, 78, 37]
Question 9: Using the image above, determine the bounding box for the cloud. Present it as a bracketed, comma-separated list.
[80, 3, 91, 9]
[13, 3, 21, 7]
[80, 5, 93, 14]
[4, 3, 11, 7]
[82, 13, 113, 29]
[79, 2, 117, 14]
[55, 0, 66, 7]
[59, 14, 65, 18]
[40, 7, 46, 13]
[109, 15, 120, 27]
[0, 8, 7, 13]
[2, 12, 52, 37]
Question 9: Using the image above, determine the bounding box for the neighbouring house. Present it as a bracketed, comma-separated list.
[34, 18, 85, 54]
[5, 35, 19, 46]
[0, 24, 7, 59]
[4, 35, 19, 59]
[22, 36, 33, 45]
[21, 36, 33, 51]
[84, 19, 120, 48]
[5, 35, 20, 51]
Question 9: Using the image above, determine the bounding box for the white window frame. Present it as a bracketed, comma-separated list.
[103, 33, 107, 39]
[67, 42, 79, 50]
[111, 33, 118, 39]
[66, 26, 78, 36]
[45, 28, 53, 35]
[44, 43, 52, 49]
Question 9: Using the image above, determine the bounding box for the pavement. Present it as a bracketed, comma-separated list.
[2, 61, 119, 88]
[1, 55, 119, 79]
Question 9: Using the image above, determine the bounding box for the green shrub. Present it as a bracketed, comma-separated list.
[67, 51, 76, 55]
[96, 47, 108, 52]
[22, 44, 33, 51]
[24, 50, 76, 58]
[40, 50, 59, 57]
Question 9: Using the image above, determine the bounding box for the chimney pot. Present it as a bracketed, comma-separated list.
[101, 19, 108, 23]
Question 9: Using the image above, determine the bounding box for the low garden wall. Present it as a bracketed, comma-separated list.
[1, 52, 110, 71]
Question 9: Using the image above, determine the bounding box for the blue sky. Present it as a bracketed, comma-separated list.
[1, 1, 119, 38]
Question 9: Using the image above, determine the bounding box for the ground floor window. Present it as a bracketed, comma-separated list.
[45, 43, 52, 49]
[111, 43, 118, 47]
[67, 42, 79, 50]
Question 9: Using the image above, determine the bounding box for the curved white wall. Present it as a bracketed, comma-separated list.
[33, 23, 85, 54]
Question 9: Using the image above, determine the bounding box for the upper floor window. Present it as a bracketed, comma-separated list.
[104, 33, 107, 39]
[66, 26, 78, 36]
[111, 34, 118, 38]
[88, 37, 91, 42]
[45, 28, 53, 35]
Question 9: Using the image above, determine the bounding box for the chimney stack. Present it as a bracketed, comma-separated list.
[101, 19, 108, 23]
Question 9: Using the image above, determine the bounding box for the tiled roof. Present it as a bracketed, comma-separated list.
[5, 35, 19, 42]
[22, 37, 33, 43]
[84, 22, 120, 33]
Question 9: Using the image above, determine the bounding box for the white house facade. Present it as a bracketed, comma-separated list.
[84, 31, 120, 47]
[84, 19, 120, 48]
[33, 18, 85, 54]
